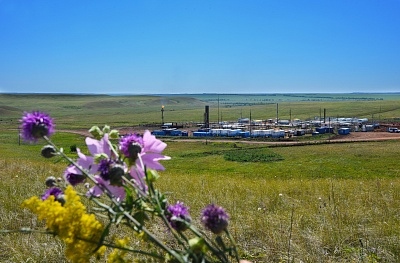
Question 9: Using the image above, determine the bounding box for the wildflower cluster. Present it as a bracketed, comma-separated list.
[22, 186, 106, 263]
[15, 111, 243, 262]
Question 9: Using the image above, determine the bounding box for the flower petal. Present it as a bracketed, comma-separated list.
[85, 134, 111, 157]
[86, 185, 103, 198]
[140, 153, 170, 170]
[77, 148, 98, 174]
[86, 175, 125, 201]
[143, 130, 167, 153]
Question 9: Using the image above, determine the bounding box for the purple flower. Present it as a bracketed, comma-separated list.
[87, 135, 127, 186]
[119, 133, 144, 159]
[123, 131, 170, 187]
[166, 202, 191, 231]
[201, 204, 229, 234]
[64, 165, 86, 186]
[98, 159, 125, 186]
[41, 187, 63, 201]
[75, 134, 127, 199]
[86, 175, 126, 201]
[20, 111, 55, 141]
[121, 131, 170, 171]
[98, 159, 113, 180]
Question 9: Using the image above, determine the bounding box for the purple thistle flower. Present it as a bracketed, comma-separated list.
[98, 159, 114, 180]
[41, 187, 63, 201]
[201, 204, 229, 234]
[20, 111, 55, 142]
[166, 201, 191, 231]
[97, 159, 125, 185]
[119, 133, 144, 159]
[64, 165, 86, 186]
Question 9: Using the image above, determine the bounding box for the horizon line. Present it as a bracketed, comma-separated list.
[1, 91, 400, 96]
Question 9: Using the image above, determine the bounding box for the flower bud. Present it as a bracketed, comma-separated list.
[89, 126, 103, 139]
[41, 145, 57, 158]
[109, 130, 119, 139]
[56, 194, 66, 205]
[20, 111, 54, 142]
[166, 202, 191, 232]
[201, 204, 229, 234]
[119, 134, 144, 160]
[45, 176, 57, 187]
[128, 143, 142, 161]
[102, 125, 111, 134]
[32, 123, 49, 139]
[189, 237, 207, 254]
[108, 164, 125, 186]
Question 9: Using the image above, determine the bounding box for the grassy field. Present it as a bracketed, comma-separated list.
[1, 93, 400, 130]
[0, 94, 400, 262]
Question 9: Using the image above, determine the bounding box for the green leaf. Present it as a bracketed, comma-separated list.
[147, 169, 160, 183]
[123, 185, 134, 212]
[189, 237, 208, 254]
[133, 211, 149, 226]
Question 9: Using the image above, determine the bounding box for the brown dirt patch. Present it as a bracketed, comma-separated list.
[330, 131, 400, 141]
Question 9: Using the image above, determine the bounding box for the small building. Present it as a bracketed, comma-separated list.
[152, 130, 166, 136]
[338, 128, 351, 135]
[170, 130, 182, 136]
[193, 131, 211, 137]
[316, 127, 326, 134]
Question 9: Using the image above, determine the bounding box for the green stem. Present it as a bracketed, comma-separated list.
[121, 210, 185, 262]
[187, 225, 228, 262]
[225, 229, 240, 263]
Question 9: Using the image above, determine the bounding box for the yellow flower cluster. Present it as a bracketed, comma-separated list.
[22, 186, 106, 263]
[107, 237, 130, 263]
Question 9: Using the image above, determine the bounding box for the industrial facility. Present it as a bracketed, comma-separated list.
[152, 105, 381, 139]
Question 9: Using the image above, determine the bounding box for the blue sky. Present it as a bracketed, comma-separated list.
[1, 0, 399, 94]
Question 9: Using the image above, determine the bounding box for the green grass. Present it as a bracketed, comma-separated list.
[1, 131, 399, 262]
